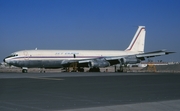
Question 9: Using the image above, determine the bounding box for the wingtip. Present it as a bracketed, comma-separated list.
[165, 51, 176, 55]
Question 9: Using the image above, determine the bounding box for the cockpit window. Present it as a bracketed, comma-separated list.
[12, 53, 18, 56]
[6, 54, 18, 58]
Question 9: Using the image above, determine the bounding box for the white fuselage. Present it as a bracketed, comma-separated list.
[5, 50, 139, 68]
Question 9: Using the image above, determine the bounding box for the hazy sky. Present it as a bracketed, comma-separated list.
[0, 0, 180, 62]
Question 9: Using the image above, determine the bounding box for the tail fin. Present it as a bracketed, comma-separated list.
[125, 26, 146, 53]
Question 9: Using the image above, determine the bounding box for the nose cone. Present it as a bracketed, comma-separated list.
[3, 57, 8, 63]
[3, 58, 6, 63]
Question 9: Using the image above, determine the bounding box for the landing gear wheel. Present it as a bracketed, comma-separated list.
[78, 67, 84, 72]
[89, 68, 100, 72]
[22, 69, 28, 73]
[40, 70, 46, 73]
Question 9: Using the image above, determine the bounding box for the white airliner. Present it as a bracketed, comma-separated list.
[3, 26, 174, 73]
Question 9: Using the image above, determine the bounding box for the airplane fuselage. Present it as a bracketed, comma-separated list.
[5, 50, 139, 68]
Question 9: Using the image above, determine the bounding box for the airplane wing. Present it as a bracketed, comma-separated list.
[62, 55, 139, 68]
[136, 49, 175, 59]
[61, 50, 175, 68]
[61, 57, 108, 68]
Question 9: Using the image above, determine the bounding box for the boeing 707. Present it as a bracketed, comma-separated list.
[3, 26, 174, 73]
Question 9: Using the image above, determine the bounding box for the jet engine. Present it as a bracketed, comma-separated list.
[120, 56, 141, 64]
[89, 58, 110, 68]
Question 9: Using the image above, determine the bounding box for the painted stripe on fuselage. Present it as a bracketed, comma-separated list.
[11, 56, 106, 60]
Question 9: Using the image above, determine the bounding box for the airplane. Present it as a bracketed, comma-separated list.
[3, 26, 174, 73]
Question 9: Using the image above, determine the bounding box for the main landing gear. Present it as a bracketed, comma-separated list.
[89, 67, 100, 72]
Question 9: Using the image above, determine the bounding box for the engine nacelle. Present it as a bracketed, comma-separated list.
[89, 59, 110, 68]
[120, 56, 141, 64]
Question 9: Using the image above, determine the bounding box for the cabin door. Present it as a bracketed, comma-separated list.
[23, 51, 29, 60]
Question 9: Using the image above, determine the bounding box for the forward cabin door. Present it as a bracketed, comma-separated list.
[23, 51, 29, 66]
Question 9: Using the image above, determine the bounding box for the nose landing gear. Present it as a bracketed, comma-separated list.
[22, 67, 28, 73]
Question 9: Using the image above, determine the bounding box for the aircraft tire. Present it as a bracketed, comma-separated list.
[78, 67, 84, 72]
[89, 68, 100, 72]
[22, 69, 28, 73]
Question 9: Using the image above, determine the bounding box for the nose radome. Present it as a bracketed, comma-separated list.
[3, 58, 6, 63]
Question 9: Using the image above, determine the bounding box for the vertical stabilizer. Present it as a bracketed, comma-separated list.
[125, 26, 146, 53]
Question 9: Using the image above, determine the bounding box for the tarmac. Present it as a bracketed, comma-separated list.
[0, 72, 180, 111]
[1, 63, 180, 73]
